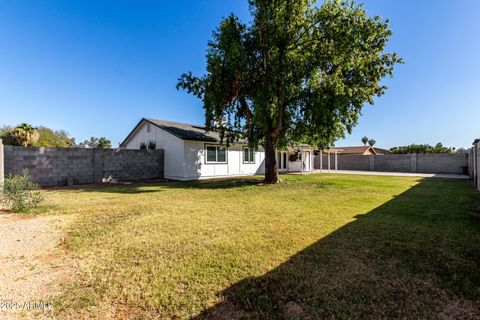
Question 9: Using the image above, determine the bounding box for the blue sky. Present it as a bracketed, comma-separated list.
[0, 1, 479, 148]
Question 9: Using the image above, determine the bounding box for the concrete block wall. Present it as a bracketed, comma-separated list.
[3, 146, 164, 187]
[314, 154, 371, 171]
[374, 154, 411, 172]
[417, 153, 468, 174]
[101, 149, 164, 181]
[337, 155, 371, 171]
[314, 153, 469, 175]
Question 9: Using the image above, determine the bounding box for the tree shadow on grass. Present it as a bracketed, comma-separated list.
[44, 183, 163, 195]
[194, 178, 480, 319]
[46, 177, 265, 194]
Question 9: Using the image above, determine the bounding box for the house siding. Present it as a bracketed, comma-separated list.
[123, 120, 314, 180]
[124, 122, 185, 180]
[182, 141, 265, 180]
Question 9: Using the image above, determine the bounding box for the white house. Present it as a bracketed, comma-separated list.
[120, 118, 314, 180]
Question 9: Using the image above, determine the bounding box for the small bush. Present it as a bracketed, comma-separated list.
[139, 142, 147, 150]
[148, 141, 156, 150]
[1, 170, 43, 212]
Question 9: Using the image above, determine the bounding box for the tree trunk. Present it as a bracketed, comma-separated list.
[264, 135, 279, 184]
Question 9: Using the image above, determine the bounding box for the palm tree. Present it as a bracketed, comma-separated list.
[368, 139, 376, 147]
[11, 123, 39, 147]
[361, 136, 369, 146]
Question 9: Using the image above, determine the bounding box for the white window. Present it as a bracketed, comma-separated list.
[205, 145, 227, 163]
[243, 148, 255, 163]
[147, 123, 151, 133]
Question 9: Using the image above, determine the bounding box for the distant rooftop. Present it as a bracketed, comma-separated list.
[330, 146, 390, 155]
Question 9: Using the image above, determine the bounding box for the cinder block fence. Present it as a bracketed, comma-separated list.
[0, 143, 164, 187]
[314, 153, 469, 175]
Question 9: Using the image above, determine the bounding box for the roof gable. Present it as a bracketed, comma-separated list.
[120, 118, 223, 147]
[146, 119, 219, 142]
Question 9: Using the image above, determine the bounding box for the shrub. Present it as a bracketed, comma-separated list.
[139, 142, 147, 150]
[1, 170, 43, 212]
[148, 141, 156, 150]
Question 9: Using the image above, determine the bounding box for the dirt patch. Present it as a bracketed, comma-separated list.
[0, 214, 71, 319]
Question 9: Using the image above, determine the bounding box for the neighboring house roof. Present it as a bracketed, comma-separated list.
[331, 146, 377, 155]
[372, 147, 391, 155]
[120, 118, 235, 147]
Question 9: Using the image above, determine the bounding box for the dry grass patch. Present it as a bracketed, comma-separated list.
[0, 214, 73, 319]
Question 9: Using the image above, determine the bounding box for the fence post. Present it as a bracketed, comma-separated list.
[473, 140, 479, 189]
[410, 154, 417, 173]
[468, 148, 473, 179]
[369, 155, 375, 171]
[473, 140, 478, 188]
[0, 139, 4, 190]
[477, 142, 480, 191]
[93, 148, 103, 183]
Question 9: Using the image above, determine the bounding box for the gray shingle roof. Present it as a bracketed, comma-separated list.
[121, 118, 251, 147]
[146, 118, 220, 142]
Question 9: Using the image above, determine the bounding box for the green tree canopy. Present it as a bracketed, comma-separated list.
[1, 125, 76, 147]
[178, 0, 401, 183]
[33, 126, 76, 148]
[80, 137, 112, 148]
[0, 126, 16, 145]
[390, 143, 454, 154]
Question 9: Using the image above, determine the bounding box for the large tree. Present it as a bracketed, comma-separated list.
[33, 126, 76, 148]
[178, 0, 401, 183]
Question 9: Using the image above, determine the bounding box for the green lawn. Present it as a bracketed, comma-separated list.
[39, 174, 480, 319]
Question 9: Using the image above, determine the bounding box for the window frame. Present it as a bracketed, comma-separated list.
[146, 123, 152, 133]
[243, 147, 256, 164]
[204, 144, 228, 164]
